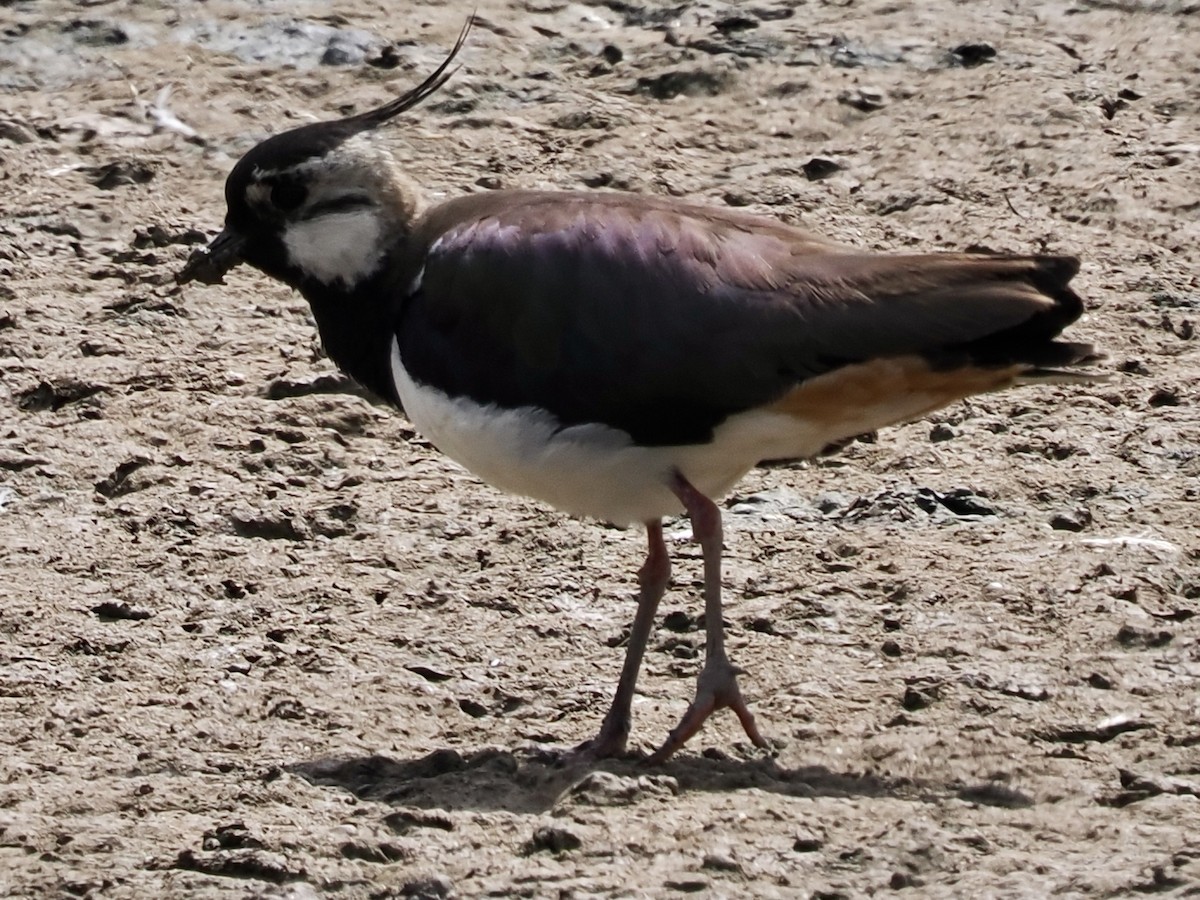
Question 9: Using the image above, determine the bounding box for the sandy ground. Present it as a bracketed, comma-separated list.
[1, 0, 1199, 897]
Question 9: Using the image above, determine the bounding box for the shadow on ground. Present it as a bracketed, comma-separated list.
[286, 746, 1020, 816]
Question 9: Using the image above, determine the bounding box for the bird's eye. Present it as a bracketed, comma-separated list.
[269, 179, 307, 212]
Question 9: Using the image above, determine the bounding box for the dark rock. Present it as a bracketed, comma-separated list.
[36, 220, 83, 239]
[950, 43, 996, 67]
[747, 616, 777, 635]
[340, 840, 409, 863]
[902, 685, 938, 710]
[635, 68, 735, 100]
[400, 874, 453, 899]
[229, 509, 311, 541]
[1148, 388, 1180, 407]
[86, 160, 155, 190]
[265, 373, 364, 400]
[524, 825, 581, 855]
[1049, 508, 1091, 532]
[133, 224, 208, 249]
[714, 16, 759, 35]
[927, 490, 995, 517]
[404, 664, 453, 683]
[91, 601, 152, 622]
[802, 157, 842, 181]
[458, 698, 488, 718]
[837, 86, 887, 111]
[1116, 624, 1173, 649]
[890, 871, 922, 889]
[793, 829, 824, 852]
[201, 823, 264, 851]
[663, 610, 695, 632]
[669, 638, 698, 659]
[1100, 97, 1127, 120]
[1087, 672, 1116, 690]
[367, 44, 403, 68]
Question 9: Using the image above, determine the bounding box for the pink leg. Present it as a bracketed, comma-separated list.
[574, 520, 670, 759]
[648, 473, 769, 764]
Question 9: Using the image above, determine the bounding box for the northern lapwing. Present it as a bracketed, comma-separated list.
[179, 21, 1099, 762]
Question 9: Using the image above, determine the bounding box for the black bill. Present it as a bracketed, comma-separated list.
[176, 227, 246, 285]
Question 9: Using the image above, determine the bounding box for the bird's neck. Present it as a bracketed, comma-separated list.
[296, 175, 425, 406]
[302, 255, 413, 407]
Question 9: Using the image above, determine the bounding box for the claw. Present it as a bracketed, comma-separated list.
[648, 653, 768, 764]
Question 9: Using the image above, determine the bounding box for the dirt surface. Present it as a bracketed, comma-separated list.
[2, 1, 1199, 897]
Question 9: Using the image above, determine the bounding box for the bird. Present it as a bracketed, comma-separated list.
[178, 20, 1099, 763]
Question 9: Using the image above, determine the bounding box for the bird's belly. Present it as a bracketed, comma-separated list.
[390, 342, 834, 526]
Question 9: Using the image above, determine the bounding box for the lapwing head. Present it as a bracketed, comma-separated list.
[178, 19, 471, 291]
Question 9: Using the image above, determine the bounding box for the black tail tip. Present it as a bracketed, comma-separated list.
[1035, 255, 1081, 289]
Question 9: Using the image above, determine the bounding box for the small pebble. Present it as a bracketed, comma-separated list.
[525, 825, 581, 855]
[1049, 508, 1091, 532]
[903, 685, 938, 711]
[1087, 672, 1115, 690]
[400, 874, 453, 899]
[663, 610, 694, 632]
[701, 852, 741, 873]
[793, 829, 824, 852]
[951, 43, 996, 67]
[890, 871, 920, 889]
[1148, 388, 1180, 407]
[802, 157, 842, 181]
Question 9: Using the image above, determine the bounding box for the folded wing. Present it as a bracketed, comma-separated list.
[396, 191, 1092, 446]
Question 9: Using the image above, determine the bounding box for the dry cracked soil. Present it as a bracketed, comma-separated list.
[1, 0, 1199, 898]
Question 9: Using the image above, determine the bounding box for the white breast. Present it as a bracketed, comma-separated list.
[389, 340, 835, 526]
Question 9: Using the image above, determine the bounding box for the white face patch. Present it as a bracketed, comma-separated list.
[281, 207, 385, 287]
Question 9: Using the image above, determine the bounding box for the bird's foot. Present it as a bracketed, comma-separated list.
[648, 655, 769, 764]
[564, 714, 631, 764]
